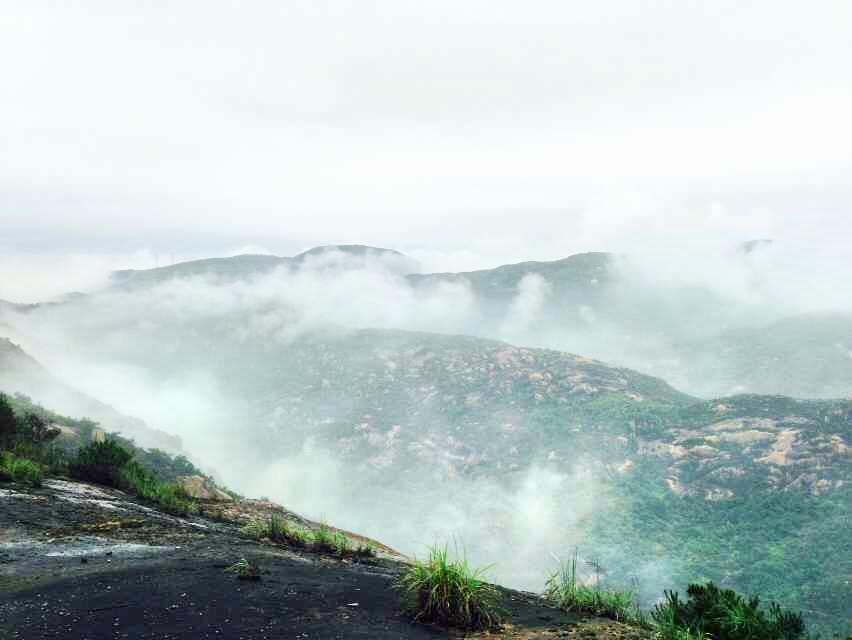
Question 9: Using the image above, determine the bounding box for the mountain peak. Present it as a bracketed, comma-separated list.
[293, 244, 406, 260]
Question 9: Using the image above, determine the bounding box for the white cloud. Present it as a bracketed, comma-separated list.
[1, 1, 850, 262]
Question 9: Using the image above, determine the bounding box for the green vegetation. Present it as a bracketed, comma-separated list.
[2, 392, 205, 483]
[0, 392, 61, 463]
[241, 512, 310, 545]
[240, 514, 375, 557]
[2, 391, 204, 516]
[651, 582, 808, 640]
[588, 459, 851, 638]
[395, 544, 503, 631]
[68, 439, 133, 485]
[543, 557, 813, 640]
[545, 551, 641, 623]
[69, 440, 198, 516]
[117, 460, 199, 516]
[0, 451, 44, 487]
[0, 392, 61, 487]
[311, 522, 347, 554]
[225, 557, 260, 581]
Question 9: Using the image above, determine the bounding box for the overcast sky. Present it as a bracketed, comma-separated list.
[2, 1, 851, 296]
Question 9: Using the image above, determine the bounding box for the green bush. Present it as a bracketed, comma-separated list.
[69, 440, 133, 486]
[69, 440, 197, 516]
[652, 582, 807, 640]
[545, 551, 640, 622]
[396, 544, 503, 631]
[0, 452, 44, 487]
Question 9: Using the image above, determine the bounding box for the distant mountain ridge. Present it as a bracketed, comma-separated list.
[109, 245, 414, 289]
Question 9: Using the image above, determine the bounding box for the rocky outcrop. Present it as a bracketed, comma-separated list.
[177, 475, 233, 502]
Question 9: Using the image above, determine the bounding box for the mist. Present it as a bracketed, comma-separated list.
[2, 214, 851, 596]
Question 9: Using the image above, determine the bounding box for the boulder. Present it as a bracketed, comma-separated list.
[178, 475, 233, 502]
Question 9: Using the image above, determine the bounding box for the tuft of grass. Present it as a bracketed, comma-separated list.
[225, 557, 260, 581]
[241, 513, 310, 546]
[239, 518, 268, 539]
[395, 543, 504, 631]
[331, 530, 350, 555]
[310, 522, 338, 552]
[544, 550, 641, 622]
[240, 514, 375, 558]
[0, 452, 44, 487]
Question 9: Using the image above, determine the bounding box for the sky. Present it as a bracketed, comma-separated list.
[2, 0, 852, 298]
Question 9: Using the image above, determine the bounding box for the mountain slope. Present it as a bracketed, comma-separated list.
[0, 338, 180, 451]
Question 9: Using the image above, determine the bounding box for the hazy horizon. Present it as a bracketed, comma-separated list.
[3, 1, 851, 300]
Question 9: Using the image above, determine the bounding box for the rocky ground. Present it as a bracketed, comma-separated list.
[1, 478, 650, 640]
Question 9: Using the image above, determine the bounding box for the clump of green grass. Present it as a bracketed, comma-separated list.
[225, 557, 260, 581]
[395, 543, 504, 631]
[241, 513, 310, 546]
[240, 518, 269, 539]
[0, 452, 44, 487]
[544, 550, 640, 622]
[311, 522, 345, 553]
[241, 515, 375, 558]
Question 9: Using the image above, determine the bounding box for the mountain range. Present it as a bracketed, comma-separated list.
[1, 244, 850, 633]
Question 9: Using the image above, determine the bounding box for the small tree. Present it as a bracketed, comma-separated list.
[0, 394, 16, 449]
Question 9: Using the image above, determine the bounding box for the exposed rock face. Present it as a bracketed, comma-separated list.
[642, 404, 852, 499]
[178, 476, 233, 502]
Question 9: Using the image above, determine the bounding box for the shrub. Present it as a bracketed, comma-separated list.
[545, 551, 640, 622]
[396, 544, 503, 631]
[12, 457, 43, 487]
[0, 452, 44, 487]
[69, 440, 133, 486]
[652, 582, 807, 640]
